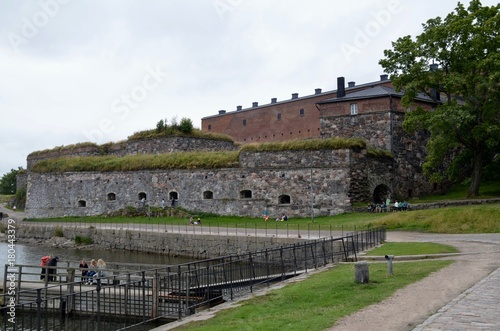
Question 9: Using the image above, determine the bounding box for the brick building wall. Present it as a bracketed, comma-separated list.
[201, 77, 393, 144]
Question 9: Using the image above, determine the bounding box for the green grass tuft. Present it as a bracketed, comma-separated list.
[54, 226, 64, 237]
[365, 242, 458, 256]
[241, 137, 367, 152]
[74, 235, 93, 245]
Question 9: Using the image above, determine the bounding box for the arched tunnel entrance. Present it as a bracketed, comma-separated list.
[373, 184, 391, 204]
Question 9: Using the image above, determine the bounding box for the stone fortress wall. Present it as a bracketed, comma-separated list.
[26, 136, 238, 171]
[24, 136, 393, 219]
[16, 225, 308, 259]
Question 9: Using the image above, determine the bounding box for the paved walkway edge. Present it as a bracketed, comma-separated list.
[413, 267, 500, 330]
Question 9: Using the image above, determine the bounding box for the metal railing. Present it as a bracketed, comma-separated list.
[1, 227, 385, 330]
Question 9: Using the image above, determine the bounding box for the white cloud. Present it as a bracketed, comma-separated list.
[0, 0, 497, 176]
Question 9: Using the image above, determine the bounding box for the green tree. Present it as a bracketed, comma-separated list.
[178, 117, 194, 134]
[379, 0, 500, 197]
[156, 119, 165, 133]
[0, 168, 22, 194]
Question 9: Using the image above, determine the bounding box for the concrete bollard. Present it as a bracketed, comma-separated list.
[385, 255, 394, 275]
[354, 261, 369, 284]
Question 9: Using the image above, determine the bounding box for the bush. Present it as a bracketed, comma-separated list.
[75, 235, 93, 245]
[178, 118, 194, 134]
[156, 119, 165, 133]
[54, 227, 64, 237]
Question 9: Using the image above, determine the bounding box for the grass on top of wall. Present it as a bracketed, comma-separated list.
[127, 128, 234, 142]
[29, 130, 234, 157]
[29, 142, 100, 156]
[241, 137, 392, 158]
[30, 151, 240, 173]
[241, 137, 367, 152]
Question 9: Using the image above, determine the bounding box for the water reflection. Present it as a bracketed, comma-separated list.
[0, 242, 196, 281]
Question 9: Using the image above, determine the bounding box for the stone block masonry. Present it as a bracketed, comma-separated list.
[16, 225, 308, 259]
[25, 148, 392, 219]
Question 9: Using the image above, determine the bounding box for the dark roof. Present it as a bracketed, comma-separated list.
[202, 78, 399, 120]
[317, 85, 436, 104]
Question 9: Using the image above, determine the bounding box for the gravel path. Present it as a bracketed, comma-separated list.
[329, 232, 500, 331]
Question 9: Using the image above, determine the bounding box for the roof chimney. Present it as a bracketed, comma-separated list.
[380, 74, 389, 81]
[236, 105, 242, 111]
[252, 102, 258, 107]
[291, 93, 298, 99]
[337, 77, 345, 98]
[271, 98, 277, 104]
[348, 81, 355, 87]
[218, 110, 226, 114]
[429, 64, 440, 101]
[315, 88, 322, 95]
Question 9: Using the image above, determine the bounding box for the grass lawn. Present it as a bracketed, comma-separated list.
[171, 260, 453, 331]
[365, 242, 458, 256]
[23, 203, 499, 234]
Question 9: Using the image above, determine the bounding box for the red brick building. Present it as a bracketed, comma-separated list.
[201, 75, 393, 144]
[202, 74, 439, 201]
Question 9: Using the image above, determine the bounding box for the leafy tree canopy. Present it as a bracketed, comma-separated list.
[0, 167, 23, 194]
[379, 0, 500, 197]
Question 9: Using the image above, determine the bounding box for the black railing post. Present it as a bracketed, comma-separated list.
[311, 243, 317, 269]
[280, 247, 285, 281]
[96, 278, 101, 331]
[265, 250, 270, 281]
[227, 256, 233, 300]
[304, 242, 308, 273]
[293, 244, 297, 275]
[249, 252, 255, 293]
[322, 239, 327, 266]
[177, 265, 182, 320]
[36, 288, 42, 331]
[141, 271, 146, 323]
[350, 235, 358, 262]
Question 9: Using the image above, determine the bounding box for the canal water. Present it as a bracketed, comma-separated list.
[0, 241, 197, 281]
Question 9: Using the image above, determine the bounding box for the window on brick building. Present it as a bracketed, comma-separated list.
[208, 124, 211, 130]
[107, 193, 116, 201]
[243, 119, 247, 126]
[278, 194, 291, 204]
[299, 108, 305, 117]
[350, 103, 358, 115]
[78, 200, 86, 207]
[203, 191, 213, 199]
[277, 113, 282, 120]
[240, 190, 252, 199]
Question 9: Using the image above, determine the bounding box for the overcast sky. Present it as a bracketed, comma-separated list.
[0, 0, 495, 177]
